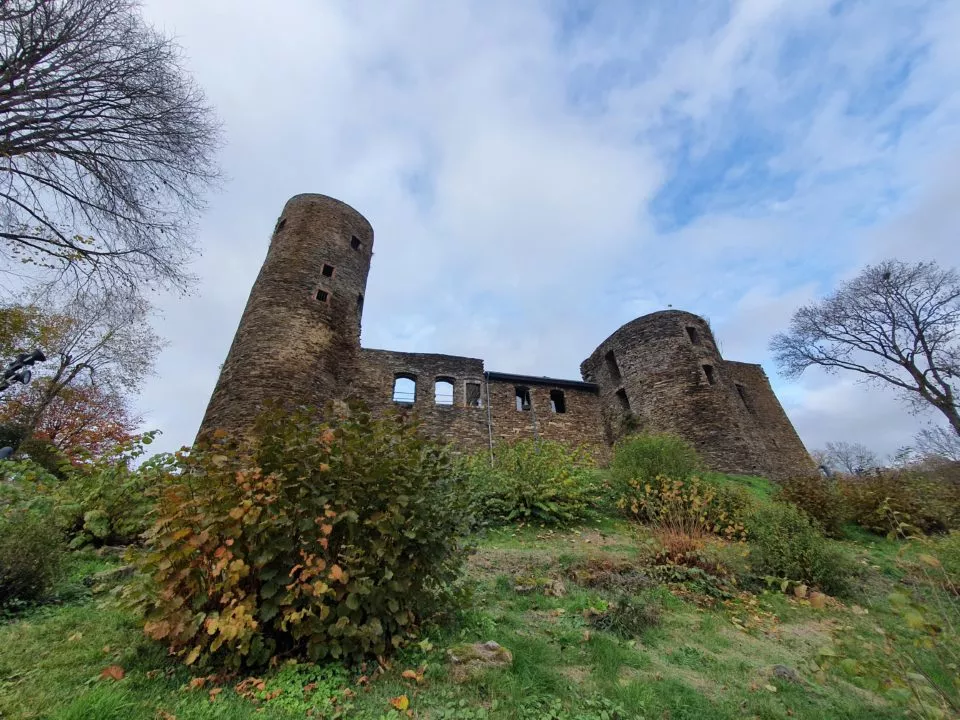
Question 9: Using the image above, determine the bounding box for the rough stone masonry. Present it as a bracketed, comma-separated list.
[199, 194, 813, 480]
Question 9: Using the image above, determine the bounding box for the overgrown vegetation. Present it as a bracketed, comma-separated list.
[610, 433, 700, 487]
[129, 406, 472, 668]
[462, 439, 602, 526]
[746, 502, 854, 596]
[3, 427, 960, 718]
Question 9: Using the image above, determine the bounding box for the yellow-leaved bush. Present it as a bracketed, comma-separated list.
[127, 406, 471, 669]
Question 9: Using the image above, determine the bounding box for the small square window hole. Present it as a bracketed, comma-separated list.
[316, 289, 329, 303]
[321, 264, 335, 277]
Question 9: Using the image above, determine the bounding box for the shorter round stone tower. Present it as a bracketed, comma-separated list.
[198, 194, 374, 438]
[581, 310, 774, 476]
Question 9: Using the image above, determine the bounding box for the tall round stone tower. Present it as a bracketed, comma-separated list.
[581, 310, 771, 476]
[198, 194, 374, 438]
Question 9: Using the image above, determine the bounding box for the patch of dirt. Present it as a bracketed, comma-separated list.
[561, 665, 591, 684]
[778, 618, 836, 652]
[467, 549, 558, 577]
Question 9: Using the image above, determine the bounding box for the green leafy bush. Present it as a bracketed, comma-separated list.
[618, 474, 748, 540]
[747, 503, 853, 596]
[777, 474, 847, 537]
[129, 405, 471, 669]
[462, 440, 601, 526]
[55, 432, 160, 547]
[610, 434, 701, 488]
[0, 475, 63, 607]
[839, 471, 960, 536]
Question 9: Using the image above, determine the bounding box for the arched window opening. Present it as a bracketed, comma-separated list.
[549, 389, 566, 413]
[392, 375, 416, 405]
[604, 350, 621, 382]
[351, 235, 362, 251]
[435, 377, 454, 406]
[515, 386, 531, 412]
[616, 388, 631, 412]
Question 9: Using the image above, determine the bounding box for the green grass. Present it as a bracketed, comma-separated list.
[1, 520, 955, 719]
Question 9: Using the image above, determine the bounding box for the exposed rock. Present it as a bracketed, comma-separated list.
[544, 579, 566, 597]
[448, 641, 513, 682]
[792, 583, 808, 599]
[772, 665, 802, 684]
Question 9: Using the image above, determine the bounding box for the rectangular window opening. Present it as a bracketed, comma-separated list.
[321, 263, 335, 277]
[351, 235, 362, 250]
[315, 289, 329, 303]
[549, 389, 566, 413]
[465, 382, 482, 408]
[515, 386, 531, 412]
[604, 350, 622, 382]
[702, 364, 716, 385]
[686, 326, 701, 345]
[615, 388, 631, 412]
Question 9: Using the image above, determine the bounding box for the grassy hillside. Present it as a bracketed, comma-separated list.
[1, 471, 953, 720]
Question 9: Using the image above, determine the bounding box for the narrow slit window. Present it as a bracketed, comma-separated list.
[357, 293, 364, 315]
[515, 386, 531, 412]
[321, 264, 335, 277]
[615, 388, 631, 412]
[274, 217, 286, 233]
[604, 350, 622, 382]
[686, 326, 701, 345]
[315, 289, 329, 303]
[465, 382, 482, 408]
[735, 383, 752, 412]
[351, 235, 362, 250]
[702, 364, 716, 385]
[392, 375, 416, 405]
[549, 389, 566, 413]
[435, 378, 454, 406]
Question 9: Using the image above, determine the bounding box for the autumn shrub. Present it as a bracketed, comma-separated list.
[746, 502, 853, 596]
[777, 474, 848, 537]
[611, 433, 701, 488]
[588, 591, 664, 637]
[618, 474, 748, 541]
[462, 439, 602, 526]
[839, 470, 960, 536]
[129, 406, 471, 669]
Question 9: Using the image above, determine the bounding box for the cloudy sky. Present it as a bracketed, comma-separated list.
[134, 0, 960, 459]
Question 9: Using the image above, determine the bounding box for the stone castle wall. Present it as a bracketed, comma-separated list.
[355, 349, 608, 458]
[199, 194, 812, 480]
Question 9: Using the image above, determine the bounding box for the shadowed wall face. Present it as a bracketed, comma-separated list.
[198, 194, 373, 437]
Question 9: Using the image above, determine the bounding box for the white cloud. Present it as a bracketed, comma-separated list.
[129, 0, 960, 459]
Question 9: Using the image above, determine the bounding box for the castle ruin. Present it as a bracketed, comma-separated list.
[199, 194, 813, 480]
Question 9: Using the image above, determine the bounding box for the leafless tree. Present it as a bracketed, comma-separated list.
[911, 426, 960, 463]
[0, 0, 220, 294]
[772, 260, 960, 436]
[0, 288, 164, 440]
[819, 440, 878, 475]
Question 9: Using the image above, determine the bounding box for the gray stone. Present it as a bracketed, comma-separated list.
[448, 641, 513, 682]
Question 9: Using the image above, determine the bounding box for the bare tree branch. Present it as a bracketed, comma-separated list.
[0, 0, 221, 295]
[771, 260, 960, 435]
